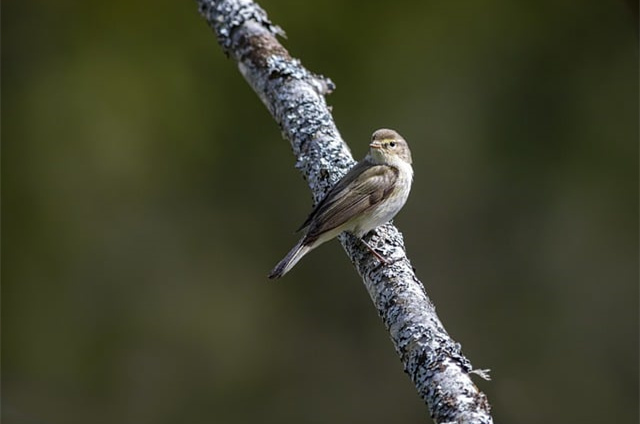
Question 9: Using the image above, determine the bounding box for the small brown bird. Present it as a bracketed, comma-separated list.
[268, 129, 413, 279]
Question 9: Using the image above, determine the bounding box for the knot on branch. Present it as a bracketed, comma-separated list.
[198, 0, 285, 53]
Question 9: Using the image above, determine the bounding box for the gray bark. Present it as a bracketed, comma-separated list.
[196, 1, 494, 422]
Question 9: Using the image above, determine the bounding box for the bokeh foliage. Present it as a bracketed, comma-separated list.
[3, 1, 638, 423]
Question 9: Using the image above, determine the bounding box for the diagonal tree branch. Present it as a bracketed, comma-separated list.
[196, 1, 493, 422]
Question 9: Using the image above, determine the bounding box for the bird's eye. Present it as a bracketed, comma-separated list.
[388, 141, 396, 148]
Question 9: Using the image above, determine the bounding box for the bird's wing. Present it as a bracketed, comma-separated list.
[300, 163, 398, 241]
[297, 161, 372, 231]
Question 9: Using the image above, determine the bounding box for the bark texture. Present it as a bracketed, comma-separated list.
[197, 1, 493, 422]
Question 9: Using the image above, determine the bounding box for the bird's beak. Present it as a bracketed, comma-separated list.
[369, 141, 382, 149]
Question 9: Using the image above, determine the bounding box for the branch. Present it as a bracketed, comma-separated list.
[196, 1, 493, 422]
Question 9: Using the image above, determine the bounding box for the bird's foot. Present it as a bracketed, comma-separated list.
[359, 238, 389, 264]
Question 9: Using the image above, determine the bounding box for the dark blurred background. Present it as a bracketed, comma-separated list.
[3, 1, 638, 423]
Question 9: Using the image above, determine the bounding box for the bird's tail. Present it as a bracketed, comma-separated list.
[268, 238, 312, 279]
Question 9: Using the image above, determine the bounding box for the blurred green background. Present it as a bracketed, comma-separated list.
[4, 1, 638, 423]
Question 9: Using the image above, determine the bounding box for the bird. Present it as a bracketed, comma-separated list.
[268, 128, 413, 279]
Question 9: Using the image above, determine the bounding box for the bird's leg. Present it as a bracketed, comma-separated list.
[358, 237, 389, 264]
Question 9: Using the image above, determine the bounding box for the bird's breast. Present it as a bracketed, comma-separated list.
[352, 161, 413, 237]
